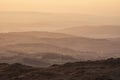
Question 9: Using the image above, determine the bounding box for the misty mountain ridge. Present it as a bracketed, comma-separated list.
[0, 31, 120, 67]
[57, 26, 120, 38]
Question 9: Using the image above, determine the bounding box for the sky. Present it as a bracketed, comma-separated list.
[0, 0, 120, 16]
[0, 0, 120, 33]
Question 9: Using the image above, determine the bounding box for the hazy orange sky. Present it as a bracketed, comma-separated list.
[0, 0, 120, 16]
[0, 0, 120, 33]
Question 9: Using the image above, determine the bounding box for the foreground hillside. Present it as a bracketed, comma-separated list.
[0, 58, 120, 80]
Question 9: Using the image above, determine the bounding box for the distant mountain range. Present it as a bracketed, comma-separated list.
[0, 31, 120, 67]
[57, 26, 120, 38]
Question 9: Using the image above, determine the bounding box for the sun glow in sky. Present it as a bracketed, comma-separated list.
[0, 0, 120, 16]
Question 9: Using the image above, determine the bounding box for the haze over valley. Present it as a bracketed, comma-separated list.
[0, 0, 120, 79]
[0, 12, 120, 66]
[0, 31, 120, 67]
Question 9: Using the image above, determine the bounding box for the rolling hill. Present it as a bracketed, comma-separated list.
[0, 31, 120, 66]
[57, 26, 120, 38]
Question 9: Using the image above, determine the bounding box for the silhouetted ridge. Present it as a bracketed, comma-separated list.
[0, 58, 120, 80]
[59, 58, 120, 67]
[5, 63, 32, 70]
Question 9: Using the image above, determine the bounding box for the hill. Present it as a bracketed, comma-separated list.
[0, 31, 120, 66]
[0, 58, 120, 80]
[57, 26, 120, 38]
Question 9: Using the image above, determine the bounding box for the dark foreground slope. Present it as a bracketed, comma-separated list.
[0, 58, 120, 80]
